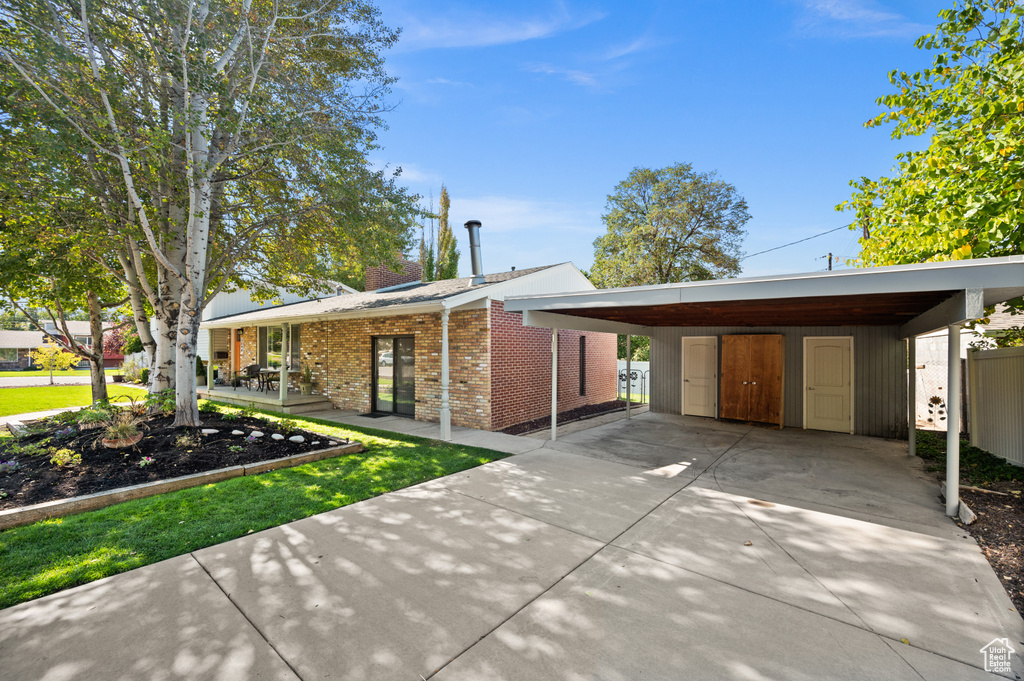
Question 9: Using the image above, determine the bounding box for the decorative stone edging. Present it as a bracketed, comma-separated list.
[0, 441, 363, 531]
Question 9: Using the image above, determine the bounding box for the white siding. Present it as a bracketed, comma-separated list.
[488, 265, 594, 301]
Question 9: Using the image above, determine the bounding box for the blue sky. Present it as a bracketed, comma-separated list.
[371, 0, 948, 279]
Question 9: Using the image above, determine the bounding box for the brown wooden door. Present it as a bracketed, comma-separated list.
[747, 335, 784, 426]
[720, 335, 750, 420]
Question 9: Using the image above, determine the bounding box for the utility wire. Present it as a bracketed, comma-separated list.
[740, 224, 851, 261]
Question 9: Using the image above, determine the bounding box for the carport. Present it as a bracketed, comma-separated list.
[504, 255, 1024, 517]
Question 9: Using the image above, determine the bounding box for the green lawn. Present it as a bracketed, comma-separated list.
[0, 385, 148, 418]
[0, 369, 118, 378]
[0, 405, 508, 609]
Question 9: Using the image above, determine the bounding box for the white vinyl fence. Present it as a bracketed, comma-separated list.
[968, 347, 1024, 466]
[617, 360, 651, 403]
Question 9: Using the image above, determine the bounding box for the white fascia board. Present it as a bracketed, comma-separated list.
[505, 256, 1024, 312]
[442, 262, 579, 308]
[200, 301, 444, 329]
[900, 289, 986, 339]
[522, 310, 651, 335]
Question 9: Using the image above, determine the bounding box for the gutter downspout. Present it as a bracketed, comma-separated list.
[440, 304, 452, 441]
[551, 328, 558, 441]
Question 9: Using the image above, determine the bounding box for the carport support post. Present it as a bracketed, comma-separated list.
[908, 337, 916, 458]
[279, 323, 289, 402]
[440, 308, 451, 441]
[626, 335, 631, 420]
[551, 328, 558, 441]
[946, 323, 961, 517]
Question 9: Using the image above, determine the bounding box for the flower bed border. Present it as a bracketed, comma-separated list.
[0, 441, 362, 531]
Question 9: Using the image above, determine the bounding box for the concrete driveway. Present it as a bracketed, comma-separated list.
[1, 412, 1020, 680]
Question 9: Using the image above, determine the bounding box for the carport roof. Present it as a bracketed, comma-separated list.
[503, 256, 1024, 338]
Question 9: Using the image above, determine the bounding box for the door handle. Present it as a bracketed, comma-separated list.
[750, 382, 757, 386]
[808, 387, 815, 390]
[684, 379, 689, 382]
[742, 381, 748, 385]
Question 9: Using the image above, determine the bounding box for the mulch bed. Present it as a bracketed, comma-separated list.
[0, 414, 352, 511]
[956, 482, 1024, 615]
[500, 399, 644, 436]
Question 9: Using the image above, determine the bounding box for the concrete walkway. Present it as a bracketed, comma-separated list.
[1, 411, 1020, 680]
[0, 375, 113, 388]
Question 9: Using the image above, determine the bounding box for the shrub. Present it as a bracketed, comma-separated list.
[239, 403, 259, 419]
[103, 413, 141, 442]
[175, 433, 198, 449]
[145, 389, 176, 416]
[77, 407, 112, 427]
[915, 431, 1024, 485]
[277, 419, 298, 434]
[119, 357, 143, 383]
[198, 400, 219, 414]
[196, 356, 206, 378]
[140, 368, 149, 385]
[49, 448, 81, 467]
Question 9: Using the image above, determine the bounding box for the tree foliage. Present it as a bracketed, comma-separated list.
[31, 342, 81, 384]
[0, 0, 416, 425]
[434, 184, 459, 280]
[839, 0, 1024, 266]
[591, 163, 750, 288]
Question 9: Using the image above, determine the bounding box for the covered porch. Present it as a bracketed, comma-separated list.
[196, 384, 332, 415]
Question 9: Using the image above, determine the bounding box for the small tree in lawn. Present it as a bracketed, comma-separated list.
[31, 343, 81, 385]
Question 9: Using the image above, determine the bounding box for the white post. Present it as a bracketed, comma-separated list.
[440, 308, 452, 441]
[946, 323, 961, 517]
[626, 334, 632, 420]
[207, 330, 214, 389]
[279, 324, 289, 402]
[908, 337, 916, 458]
[551, 328, 558, 441]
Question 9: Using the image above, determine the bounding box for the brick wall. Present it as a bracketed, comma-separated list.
[364, 258, 423, 292]
[286, 310, 491, 429]
[0, 348, 31, 371]
[489, 301, 617, 430]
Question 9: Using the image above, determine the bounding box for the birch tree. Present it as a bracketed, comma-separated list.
[0, 0, 412, 426]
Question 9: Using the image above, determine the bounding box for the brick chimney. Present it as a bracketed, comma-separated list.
[365, 256, 423, 292]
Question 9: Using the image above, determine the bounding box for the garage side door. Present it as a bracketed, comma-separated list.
[804, 337, 853, 434]
[682, 337, 718, 417]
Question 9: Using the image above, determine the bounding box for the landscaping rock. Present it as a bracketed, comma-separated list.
[201, 429, 219, 435]
[329, 441, 337, 446]
[271, 433, 285, 441]
[311, 441, 320, 446]
[250, 431, 264, 438]
[6, 421, 26, 436]
[232, 430, 244, 436]
[288, 435, 304, 444]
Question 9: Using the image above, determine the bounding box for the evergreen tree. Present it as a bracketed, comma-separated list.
[435, 184, 460, 280]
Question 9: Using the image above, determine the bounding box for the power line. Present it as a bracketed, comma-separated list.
[740, 224, 851, 261]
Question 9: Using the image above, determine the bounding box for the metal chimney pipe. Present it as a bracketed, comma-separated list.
[464, 220, 485, 285]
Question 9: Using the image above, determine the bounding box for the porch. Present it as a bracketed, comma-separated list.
[196, 384, 333, 415]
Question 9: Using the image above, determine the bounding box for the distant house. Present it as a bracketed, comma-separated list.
[199, 253, 618, 433]
[0, 321, 123, 370]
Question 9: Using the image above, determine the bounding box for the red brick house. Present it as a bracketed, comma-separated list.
[198, 261, 617, 434]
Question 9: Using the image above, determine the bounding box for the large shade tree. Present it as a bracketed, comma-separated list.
[839, 0, 1024, 266]
[591, 163, 750, 289]
[0, 0, 416, 425]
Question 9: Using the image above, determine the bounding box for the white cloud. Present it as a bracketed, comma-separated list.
[794, 0, 930, 38]
[390, 5, 604, 52]
[425, 77, 472, 86]
[451, 195, 600, 234]
[526, 63, 599, 87]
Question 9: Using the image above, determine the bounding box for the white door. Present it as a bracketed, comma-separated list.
[682, 337, 718, 417]
[804, 337, 853, 433]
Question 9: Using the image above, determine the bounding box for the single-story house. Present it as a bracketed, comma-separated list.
[0, 321, 123, 369]
[199, 254, 618, 433]
[502, 255, 1024, 517]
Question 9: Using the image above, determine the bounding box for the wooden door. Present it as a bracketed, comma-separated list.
[720, 335, 750, 420]
[804, 337, 853, 433]
[682, 337, 718, 417]
[748, 335, 784, 426]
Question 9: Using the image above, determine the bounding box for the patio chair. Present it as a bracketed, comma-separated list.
[262, 371, 280, 394]
[234, 364, 261, 391]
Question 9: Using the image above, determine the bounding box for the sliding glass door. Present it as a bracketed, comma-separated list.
[373, 336, 415, 416]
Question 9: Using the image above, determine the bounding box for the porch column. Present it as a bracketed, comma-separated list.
[207, 331, 214, 389]
[279, 323, 289, 402]
[551, 328, 558, 441]
[625, 335, 631, 419]
[440, 308, 452, 441]
[907, 337, 916, 458]
[946, 323, 961, 517]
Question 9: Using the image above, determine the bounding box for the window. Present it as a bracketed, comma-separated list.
[75, 335, 92, 348]
[579, 336, 586, 396]
[0, 348, 17, 362]
[259, 325, 300, 369]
